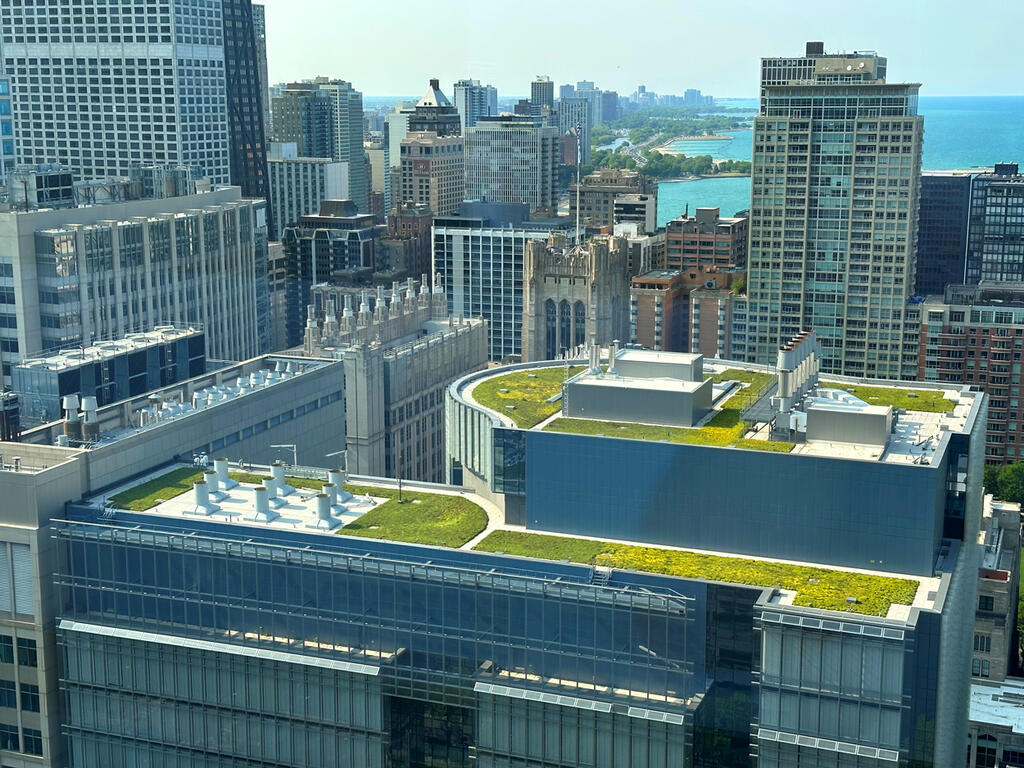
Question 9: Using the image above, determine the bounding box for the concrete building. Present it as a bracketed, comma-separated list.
[267, 242, 288, 351]
[746, 42, 923, 379]
[364, 139, 391, 217]
[267, 148, 348, 240]
[0, 0, 232, 184]
[521, 234, 630, 361]
[0, 187, 270, 385]
[270, 79, 368, 211]
[916, 170, 974, 296]
[299, 277, 487, 481]
[689, 286, 745, 360]
[968, 678, 1024, 767]
[465, 115, 559, 216]
[279, 201, 380, 347]
[398, 132, 464, 215]
[973, 496, 1020, 683]
[614, 221, 666, 276]
[556, 96, 591, 165]
[530, 76, 554, 114]
[432, 202, 576, 361]
[630, 270, 690, 352]
[0, 76, 15, 187]
[613, 193, 657, 235]
[452, 79, 497, 135]
[12, 326, 206, 428]
[446, 344, 987, 767]
[406, 80, 460, 137]
[665, 206, 747, 274]
[966, 162, 1024, 283]
[384, 103, 413, 170]
[918, 282, 1024, 464]
[387, 203, 432, 279]
[568, 168, 657, 230]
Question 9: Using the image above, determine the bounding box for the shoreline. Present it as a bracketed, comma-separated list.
[654, 127, 751, 154]
[656, 173, 751, 183]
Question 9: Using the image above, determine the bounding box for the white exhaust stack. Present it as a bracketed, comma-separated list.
[214, 457, 238, 490]
[328, 468, 353, 502]
[270, 462, 294, 496]
[323, 482, 347, 515]
[306, 493, 339, 530]
[251, 486, 277, 522]
[189, 480, 220, 515]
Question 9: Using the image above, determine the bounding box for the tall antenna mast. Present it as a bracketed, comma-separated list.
[574, 122, 582, 249]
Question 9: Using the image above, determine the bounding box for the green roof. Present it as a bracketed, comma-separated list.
[471, 366, 584, 428]
[474, 530, 918, 616]
[820, 382, 955, 414]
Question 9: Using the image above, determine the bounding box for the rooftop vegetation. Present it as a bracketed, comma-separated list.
[472, 366, 584, 428]
[110, 469, 488, 547]
[474, 531, 917, 616]
[543, 368, 793, 452]
[820, 382, 954, 414]
[338, 484, 488, 548]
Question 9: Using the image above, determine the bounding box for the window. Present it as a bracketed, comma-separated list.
[0, 680, 13, 708]
[22, 728, 41, 756]
[972, 658, 992, 678]
[0, 636, 10, 664]
[974, 634, 992, 653]
[0, 723, 16, 751]
[16, 638, 35, 668]
[979, 595, 995, 612]
[20, 683, 38, 712]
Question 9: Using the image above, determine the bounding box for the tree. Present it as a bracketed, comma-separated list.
[995, 462, 1024, 504]
[984, 464, 1002, 498]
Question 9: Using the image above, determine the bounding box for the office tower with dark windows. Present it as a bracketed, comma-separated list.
[452, 79, 497, 135]
[271, 79, 368, 212]
[966, 163, 1024, 283]
[916, 170, 974, 295]
[465, 115, 560, 216]
[251, 3, 271, 141]
[0, 0, 231, 184]
[220, 0, 269, 213]
[746, 41, 923, 379]
[530, 75, 554, 114]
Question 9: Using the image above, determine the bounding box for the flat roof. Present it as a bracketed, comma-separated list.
[571, 374, 706, 395]
[615, 348, 701, 366]
[970, 679, 1024, 732]
[15, 326, 202, 372]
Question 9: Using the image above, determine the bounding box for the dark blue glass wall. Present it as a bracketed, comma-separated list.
[522, 431, 946, 576]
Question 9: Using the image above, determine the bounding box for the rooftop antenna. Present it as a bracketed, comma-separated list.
[574, 121, 582, 251]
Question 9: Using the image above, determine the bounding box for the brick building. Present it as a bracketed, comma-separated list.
[665, 206, 747, 274]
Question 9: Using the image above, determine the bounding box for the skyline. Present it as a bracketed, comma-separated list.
[261, 0, 1024, 98]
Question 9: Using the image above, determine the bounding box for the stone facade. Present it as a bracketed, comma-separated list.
[521, 234, 630, 361]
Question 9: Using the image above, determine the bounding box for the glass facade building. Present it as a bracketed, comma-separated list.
[965, 163, 1024, 283]
[916, 172, 973, 296]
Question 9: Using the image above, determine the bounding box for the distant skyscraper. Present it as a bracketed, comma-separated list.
[399, 132, 464, 215]
[271, 79, 368, 211]
[465, 115, 559, 215]
[966, 163, 1024, 282]
[453, 79, 497, 134]
[267, 147, 349, 241]
[221, 0, 269, 203]
[0, 76, 15, 186]
[746, 41, 923, 379]
[559, 84, 576, 101]
[385, 103, 414, 169]
[558, 97, 592, 165]
[251, 4, 271, 141]
[1, 0, 231, 183]
[916, 170, 974, 295]
[407, 80, 461, 136]
[530, 75, 554, 114]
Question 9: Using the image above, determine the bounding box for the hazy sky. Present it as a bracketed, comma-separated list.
[262, 0, 1024, 99]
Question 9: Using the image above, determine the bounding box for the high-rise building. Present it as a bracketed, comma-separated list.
[557, 96, 591, 165]
[398, 132, 464, 215]
[0, 76, 15, 187]
[364, 139, 391, 216]
[521, 233, 630, 361]
[267, 146, 349, 241]
[665, 207, 747, 274]
[0, 187, 269, 385]
[251, 4, 271, 141]
[629, 270, 690, 352]
[387, 203, 433, 278]
[453, 79, 498, 135]
[600, 90, 620, 123]
[918, 282, 1024, 464]
[966, 163, 1024, 283]
[407, 80, 460, 137]
[569, 168, 657, 230]
[384, 102, 414, 169]
[916, 170, 974, 295]
[465, 115, 560, 216]
[1, 0, 231, 183]
[271, 79, 368, 211]
[575, 84, 604, 128]
[558, 84, 575, 101]
[433, 202, 576, 360]
[746, 41, 923, 379]
[300, 280, 487, 481]
[530, 75, 554, 114]
[221, 0, 269, 203]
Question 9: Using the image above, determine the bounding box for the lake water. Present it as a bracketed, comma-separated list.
[657, 96, 1024, 226]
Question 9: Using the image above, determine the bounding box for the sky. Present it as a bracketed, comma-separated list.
[261, 0, 1024, 99]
